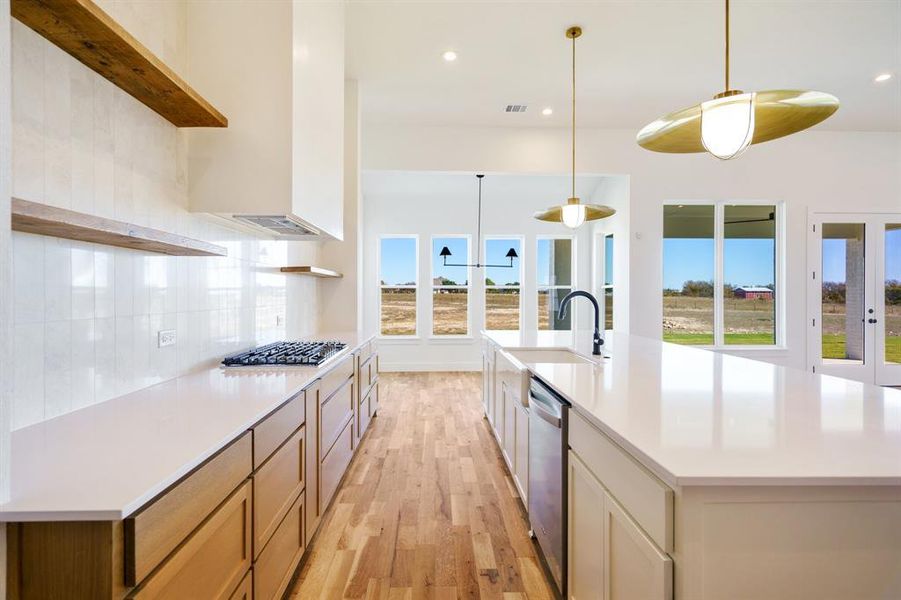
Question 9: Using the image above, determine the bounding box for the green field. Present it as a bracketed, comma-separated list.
[662, 332, 775, 345]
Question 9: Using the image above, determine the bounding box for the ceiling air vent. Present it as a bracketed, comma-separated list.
[232, 214, 320, 238]
[505, 104, 528, 113]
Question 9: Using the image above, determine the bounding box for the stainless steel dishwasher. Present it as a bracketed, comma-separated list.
[527, 376, 569, 597]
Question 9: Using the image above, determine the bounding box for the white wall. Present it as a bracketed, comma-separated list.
[362, 171, 623, 370]
[318, 79, 362, 332]
[9, 2, 320, 430]
[363, 124, 901, 370]
[1, 0, 12, 593]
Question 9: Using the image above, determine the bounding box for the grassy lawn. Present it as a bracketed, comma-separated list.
[662, 332, 776, 345]
[822, 334, 901, 363]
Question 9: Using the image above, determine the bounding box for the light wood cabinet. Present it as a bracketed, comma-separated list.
[125, 432, 252, 585]
[228, 571, 252, 600]
[252, 391, 305, 469]
[304, 382, 321, 543]
[129, 481, 252, 600]
[320, 376, 354, 457]
[254, 492, 305, 600]
[320, 418, 355, 511]
[253, 425, 304, 557]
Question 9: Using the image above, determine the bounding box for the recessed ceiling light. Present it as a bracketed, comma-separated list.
[874, 73, 892, 83]
[541, 107, 553, 116]
[442, 50, 457, 62]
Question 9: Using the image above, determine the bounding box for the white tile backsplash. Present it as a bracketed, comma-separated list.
[9, 7, 319, 430]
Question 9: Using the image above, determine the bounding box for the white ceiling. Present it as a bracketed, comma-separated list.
[346, 0, 901, 132]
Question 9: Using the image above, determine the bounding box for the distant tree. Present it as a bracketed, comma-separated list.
[886, 280, 901, 305]
[485, 278, 496, 286]
[507, 281, 520, 286]
[681, 280, 714, 297]
[723, 283, 734, 297]
[822, 281, 846, 304]
[437, 277, 457, 286]
[663, 288, 681, 297]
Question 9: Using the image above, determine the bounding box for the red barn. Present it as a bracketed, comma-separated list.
[734, 286, 773, 300]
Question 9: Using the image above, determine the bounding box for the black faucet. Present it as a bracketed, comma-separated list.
[557, 290, 603, 356]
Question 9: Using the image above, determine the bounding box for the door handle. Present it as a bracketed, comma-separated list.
[868, 318, 878, 324]
[529, 396, 562, 428]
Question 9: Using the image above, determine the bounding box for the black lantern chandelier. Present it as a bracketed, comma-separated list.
[438, 174, 519, 269]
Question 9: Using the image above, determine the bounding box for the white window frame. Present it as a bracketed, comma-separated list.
[484, 235, 524, 331]
[430, 234, 473, 338]
[596, 232, 614, 331]
[537, 234, 576, 332]
[662, 200, 785, 349]
[377, 234, 419, 339]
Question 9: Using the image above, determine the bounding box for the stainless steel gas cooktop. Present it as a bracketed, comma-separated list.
[221, 341, 347, 367]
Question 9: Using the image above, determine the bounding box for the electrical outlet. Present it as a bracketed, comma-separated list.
[158, 329, 176, 348]
[276, 315, 284, 327]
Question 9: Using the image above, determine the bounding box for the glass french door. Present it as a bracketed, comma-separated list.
[808, 213, 901, 386]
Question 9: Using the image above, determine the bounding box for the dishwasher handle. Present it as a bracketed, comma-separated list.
[529, 392, 563, 428]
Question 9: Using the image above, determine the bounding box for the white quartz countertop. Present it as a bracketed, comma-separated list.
[0, 332, 374, 522]
[483, 330, 901, 487]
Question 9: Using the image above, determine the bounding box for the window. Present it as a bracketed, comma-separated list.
[538, 237, 574, 330]
[603, 234, 614, 330]
[663, 203, 779, 347]
[432, 236, 471, 336]
[485, 237, 522, 330]
[379, 236, 418, 336]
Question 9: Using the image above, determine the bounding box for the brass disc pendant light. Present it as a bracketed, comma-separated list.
[636, 0, 839, 159]
[534, 26, 615, 229]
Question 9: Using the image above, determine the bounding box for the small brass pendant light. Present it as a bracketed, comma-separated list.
[534, 26, 615, 229]
[636, 0, 839, 159]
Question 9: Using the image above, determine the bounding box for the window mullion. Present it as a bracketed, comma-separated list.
[714, 203, 725, 347]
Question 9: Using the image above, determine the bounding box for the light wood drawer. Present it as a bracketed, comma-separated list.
[357, 340, 374, 365]
[370, 381, 380, 415]
[320, 418, 354, 510]
[319, 376, 353, 457]
[125, 432, 252, 585]
[304, 383, 321, 543]
[254, 491, 305, 600]
[253, 425, 304, 558]
[252, 391, 305, 469]
[129, 480, 252, 599]
[320, 354, 354, 402]
[361, 354, 379, 392]
[228, 570, 252, 600]
[569, 410, 674, 552]
[359, 387, 372, 438]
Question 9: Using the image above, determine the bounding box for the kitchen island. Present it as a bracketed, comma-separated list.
[482, 330, 901, 600]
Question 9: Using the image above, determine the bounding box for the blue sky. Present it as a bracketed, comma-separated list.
[485, 239, 521, 285]
[663, 238, 774, 290]
[379, 237, 416, 285]
[432, 237, 470, 284]
[822, 228, 901, 283]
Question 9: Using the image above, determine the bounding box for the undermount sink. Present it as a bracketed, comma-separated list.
[507, 348, 598, 365]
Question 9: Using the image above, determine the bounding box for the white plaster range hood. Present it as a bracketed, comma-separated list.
[185, 0, 345, 241]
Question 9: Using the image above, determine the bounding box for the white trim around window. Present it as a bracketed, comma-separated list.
[430, 234, 473, 338]
[536, 234, 576, 331]
[377, 234, 419, 339]
[484, 235, 525, 332]
[662, 199, 785, 349]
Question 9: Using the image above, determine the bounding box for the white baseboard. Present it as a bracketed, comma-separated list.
[380, 361, 482, 372]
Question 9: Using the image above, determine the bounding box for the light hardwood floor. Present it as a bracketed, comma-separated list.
[289, 372, 555, 599]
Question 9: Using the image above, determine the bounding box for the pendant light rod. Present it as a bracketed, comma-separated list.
[476, 174, 483, 265]
[568, 26, 579, 200]
[724, 0, 730, 91]
[439, 174, 519, 269]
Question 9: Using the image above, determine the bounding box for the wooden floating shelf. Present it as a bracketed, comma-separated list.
[279, 266, 343, 279]
[12, 198, 227, 257]
[12, 0, 227, 128]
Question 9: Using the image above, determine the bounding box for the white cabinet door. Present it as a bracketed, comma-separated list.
[603, 490, 672, 600]
[568, 451, 606, 600]
[503, 383, 517, 469]
[514, 402, 529, 503]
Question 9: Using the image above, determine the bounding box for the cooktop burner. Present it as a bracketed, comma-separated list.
[221, 340, 347, 367]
